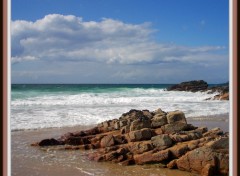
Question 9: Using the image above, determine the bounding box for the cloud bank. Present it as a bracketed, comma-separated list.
[11, 14, 227, 66]
[11, 14, 229, 83]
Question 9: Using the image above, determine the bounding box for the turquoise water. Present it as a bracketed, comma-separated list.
[11, 84, 229, 131]
[11, 84, 172, 100]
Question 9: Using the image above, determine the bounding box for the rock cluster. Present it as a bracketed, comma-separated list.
[167, 80, 208, 92]
[167, 80, 229, 100]
[32, 108, 229, 176]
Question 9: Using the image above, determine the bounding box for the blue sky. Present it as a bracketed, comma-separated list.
[11, 0, 229, 84]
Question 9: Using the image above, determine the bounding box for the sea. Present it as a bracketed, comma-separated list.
[11, 84, 229, 131]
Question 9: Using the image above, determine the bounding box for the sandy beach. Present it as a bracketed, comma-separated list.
[11, 114, 228, 176]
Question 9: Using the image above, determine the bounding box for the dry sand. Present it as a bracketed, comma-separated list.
[11, 115, 229, 176]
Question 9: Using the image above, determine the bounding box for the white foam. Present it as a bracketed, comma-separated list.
[11, 89, 229, 130]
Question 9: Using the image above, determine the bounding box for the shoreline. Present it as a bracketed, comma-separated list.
[12, 126, 196, 176]
[11, 113, 229, 133]
[12, 114, 229, 176]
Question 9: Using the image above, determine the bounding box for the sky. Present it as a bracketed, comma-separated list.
[11, 0, 229, 84]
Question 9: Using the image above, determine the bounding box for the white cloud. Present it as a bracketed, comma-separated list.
[11, 14, 227, 66]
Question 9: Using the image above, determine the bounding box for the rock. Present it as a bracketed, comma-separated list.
[176, 146, 229, 175]
[32, 107, 229, 176]
[201, 164, 215, 176]
[130, 119, 151, 131]
[66, 136, 93, 145]
[100, 135, 115, 148]
[129, 128, 152, 142]
[120, 125, 130, 134]
[151, 134, 173, 149]
[119, 159, 135, 166]
[154, 108, 166, 115]
[203, 127, 223, 137]
[166, 110, 187, 124]
[167, 80, 208, 92]
[161, 122, 188, 134]
[120, 120, 128, 127]
[205, 137, 229, 150]
[38, 138, 63, 146]
[134, 149, 170, 165]
[142, 110, 154, 119]
[84, 127, 100, 135]
[153, 128, 163, 135]
[212, 92, 229, 100]
[127, 141, 153, 154]
[114, 121, 120, 130]
[167, 159, 177, 169]
[151, 114, 168, 128]
[114, 134, 127, 145]
[168, 143, 189, 158]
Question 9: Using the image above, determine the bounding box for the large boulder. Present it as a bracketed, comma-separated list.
[176, 146, 229, 175]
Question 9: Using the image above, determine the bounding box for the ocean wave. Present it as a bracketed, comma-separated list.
[11, 87, 228, 131]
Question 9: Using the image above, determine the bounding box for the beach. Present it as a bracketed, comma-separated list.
[11, 84, 229, 175]
[11, 114, 229, 176]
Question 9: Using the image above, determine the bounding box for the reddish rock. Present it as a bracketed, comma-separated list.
[127, 141, 153, 154]
[167, 159, 177, 169]
[168, 143, 189, 158]
[154, 128, 163, 135]
[100, 135, 115, 148]
[32, 108, 229, 176]
[134, 149, 170, 165]
[176, 146, 228, 175]
[203, 127, 223, 137]
[119, 159, 135, 166]
[201, 164, 215, 176]
[212, 92, 229, 100]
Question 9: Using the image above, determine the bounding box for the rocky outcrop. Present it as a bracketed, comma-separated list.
[32, 108, 229, 176]
[167, 80, 208, 92]
[167, 80, 229, 101]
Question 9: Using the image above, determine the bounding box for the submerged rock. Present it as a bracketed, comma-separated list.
[32, 108, 229, 176]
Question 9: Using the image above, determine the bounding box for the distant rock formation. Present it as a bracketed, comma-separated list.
[167, 80, 229, 100]
[32, 108, 229, 176]
[167, 80, 208, 92]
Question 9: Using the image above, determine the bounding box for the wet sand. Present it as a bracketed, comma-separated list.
[11, 115, 229, 176]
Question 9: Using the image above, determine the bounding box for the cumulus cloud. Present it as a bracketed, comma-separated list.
[11, 14, 227, 65]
